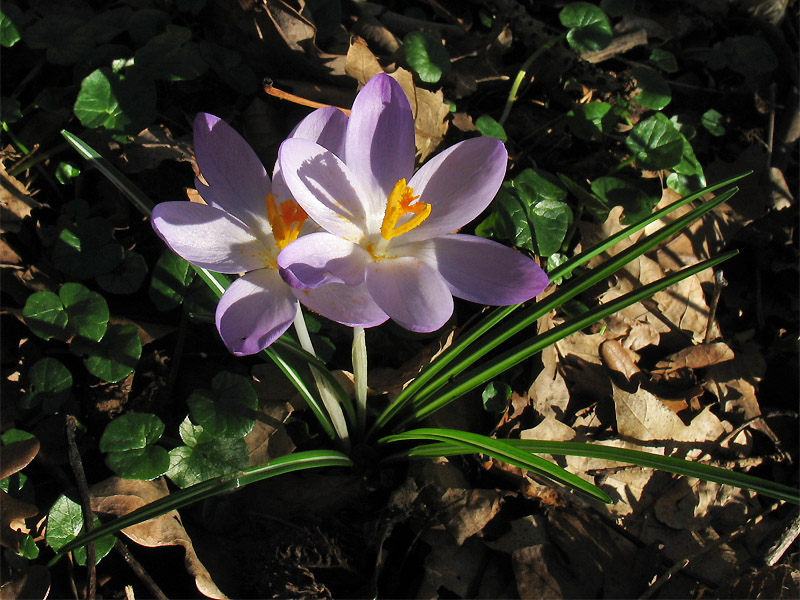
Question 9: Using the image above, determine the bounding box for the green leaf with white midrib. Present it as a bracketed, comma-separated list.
[380, 428, 612, 503]
[405, 440, 800, 505]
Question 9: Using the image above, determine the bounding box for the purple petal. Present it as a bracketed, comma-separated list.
[424, 234, 549, 304]
[279, 139, 376, 239]
[289, 106, 348, 157]
[365, 257, 453, 333]
[295, 283, 389, 328]
[152, 202, 268, 273]
[401, 137, 508, 243]
[193, 113, 271, 230]
[278, 232, 369, 289]
[215, 269, 297, 355]
[345, 74, 415, 201]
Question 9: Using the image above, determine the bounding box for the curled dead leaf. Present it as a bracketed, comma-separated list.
[89, 477, 227, 599]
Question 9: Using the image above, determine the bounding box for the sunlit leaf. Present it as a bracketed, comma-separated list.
[631, 66, 671, 110]
[625, 112, 683, 170]
[71, 324, 141, 383]
[475, 115, 507, 142]
[701, 109, 726, 136]
[560, 2, 613, 52]
[46, 495, 115, 565]
[23, 358, 72, 412]
[167, 418, 249, 488]
[149, 250, 195, 310]
[0, 3, 23, 48]
[73, 67, 157, 136]
[404, 31, 450, 83]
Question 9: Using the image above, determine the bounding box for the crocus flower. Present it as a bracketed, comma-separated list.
[277, 74, 550, 332]
[151, 110, 388, 355]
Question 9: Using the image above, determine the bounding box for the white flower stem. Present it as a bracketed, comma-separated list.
[292, 304, 350, 448]
[352, 326, 368, 435]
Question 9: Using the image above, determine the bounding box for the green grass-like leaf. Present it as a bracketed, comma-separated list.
[380, 428, 612, 503]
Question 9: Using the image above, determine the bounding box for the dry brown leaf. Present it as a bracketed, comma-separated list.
[1, 438, 40, 480]
[654, 477, 752, 531]
[520, 416, 576, 441]
[0, 438, 40, 552]
[244, 400, 295, 466]
[1, 160, 40, 233]
[119, 125, 194, 173]
[0, 564, 51, 600]
[418, 530, 487, 598]
[89, 477, 227, 599]
[529, 345, 570, 418]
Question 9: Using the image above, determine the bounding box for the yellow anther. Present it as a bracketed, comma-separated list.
[266, 194, 307, 249]
[380, 179, 431, 241]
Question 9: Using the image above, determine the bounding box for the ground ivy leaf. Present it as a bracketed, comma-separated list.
[591, 176, 659, 223]
[404, 31, 451, 83]
[96, 251, 148, 295]
[560, 2, 613, 52]
[167, 418, 249, 488]
[23, 15, 95, 65]
[46, 494, 115, 565]
[514, 169, 568, 204]
[531, 198, 572, 256]
[73, 67, 157, 135]
[720, 35, 778, 75]
[631, 66, 671, 110]
[100, 413, 165, 453]
[149, 250, 195, 311]
[59, 282, 109, 342]
[72, 324, 142, 383]
[475, 115, 507, 142]
[51, 217, 125, 280]
[649, 48, 678, 73]
[0, 3, 23, 48]
[22, 291, 70, 341]
[187, 372, 258, 439]
[134, 26, 208, 81]
[625, 112, 684, 171]
[701, 109, 726, 136]
[567, 101, 614, 140]
[105, 447, 170, 480]
[482, 381, 512, 414]
[23, 358, 72, 412]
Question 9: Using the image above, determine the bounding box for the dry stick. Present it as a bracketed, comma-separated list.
[66, 416, 96, 600]
[113, 540, 169, 600]
[702, 269, 727, 344]
[263, 79, 350, 115]
[764, 512, 800, 567]
[639, 501, 782, 599]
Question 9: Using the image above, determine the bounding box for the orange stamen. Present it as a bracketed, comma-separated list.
[380, 179, 431, 240]
[266, 194, 307, 249]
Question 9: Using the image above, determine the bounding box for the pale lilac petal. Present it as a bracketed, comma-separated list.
[289, 106, 348, 157]
[215, 269, 297, 355]
[193, 113, 271, 229]
[365, 257, 453, 332]
[420, 234, 550, 304]
[152, 202, 268, 273]
[279, 139, 374, 239]
[295, 283, 389, 328]
[401, 137, 508, 243]
[277, 232, 370, 289]
[345, 74, 414, 202]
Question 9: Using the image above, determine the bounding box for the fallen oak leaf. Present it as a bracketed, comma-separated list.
[89, 477, 227, 599]
[0, 438, 41, 552]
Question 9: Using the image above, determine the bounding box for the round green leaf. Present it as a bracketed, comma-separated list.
[52, 217, 125, 280]
[560, 2, 613, 52]
[46, 494, 114, 565]
[105, 446, 170, 480]
[631, 66, 671, 110]
[55, 161, 81, 185]
[404, 31, 451, 83]
[60, 282, 109, 342]
[167, 418, 249, 488]
[0, 3, 23, 48]
[567, 101, 614, 140]
[134, 28, 208, 81]
[73, 67, 157, 135]
[188, 372, 258, 439]
[148, 250, 195, 311]
[482, 381, 511, 414]
[23, 358, 72, 412]
[649, 48, 678, 73]
[96, 251, 148, 295]
[721, 35, 777, 75]
[23, 291, 69, 341]
[475, 115, 507, 142]
[625, 113, 684, 171]
[72, 324, 142, 383]
[531, 198, 572, 257]
[100, 413, 165, 453]
[514, 169, 568, 204]
[701, 109, 726, 136]
[591, 176, 659, 223]
[23, 16, 95, 65]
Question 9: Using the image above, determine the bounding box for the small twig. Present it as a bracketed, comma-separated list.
[582, 29, 648, 63]
[703, 269, 727, 344]
[639, 502, 783, 599]
[766, 82, 777, 170]
[114, 540, 169, 600]
[764, 512, 800, 566]
[66, 416, 96, 600]
[263, 79, 350, 115]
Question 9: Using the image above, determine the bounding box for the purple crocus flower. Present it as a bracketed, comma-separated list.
[151, 109, 388, 355]
[277, 74, 550, 332]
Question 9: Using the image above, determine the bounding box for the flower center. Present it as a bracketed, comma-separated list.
[266, 194, 307, 250]
[380, 179, 430, 241]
